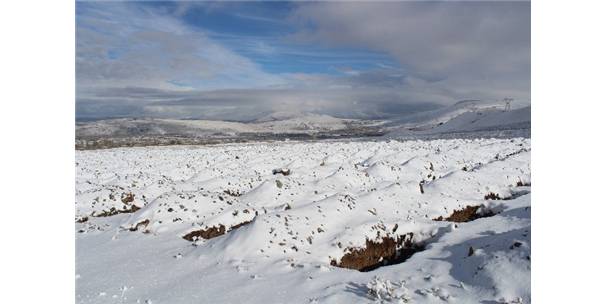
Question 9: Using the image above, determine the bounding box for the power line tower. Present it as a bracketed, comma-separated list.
[503, 98, 513, 111]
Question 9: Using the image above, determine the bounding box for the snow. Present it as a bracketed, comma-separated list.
[75, 102, 530, 151]
[76, 137, 530, 303]
[76, 113, 371, 138]
[386, 100, 530, 138]
[425, 107, 531, 134]
[389, 100, 507, 127]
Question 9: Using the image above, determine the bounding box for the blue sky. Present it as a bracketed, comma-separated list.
[76, 1, 530, 120]
[170, 1, 397, 75]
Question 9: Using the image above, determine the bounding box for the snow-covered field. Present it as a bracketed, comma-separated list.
[76, 138, 530, 303]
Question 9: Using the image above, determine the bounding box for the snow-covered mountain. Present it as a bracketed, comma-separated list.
[428, 106, 530, 133]
[76, 100, 530, 150]
[386, 100, 530, 137]
[255, 112, 359, 132]
[253, 110, 311, 122]
[76, 113, 378, 139]
[388, 100, 507, 128]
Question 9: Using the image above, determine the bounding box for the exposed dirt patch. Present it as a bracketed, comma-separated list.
[121, 193, 135, 204]
[516, 180, 531, 187]
[433, 205, 496, 222]
[93, 204, 141, 217]
[129, 219, 150, 232]
[485, 189, 530, 201]
[331, 233, 425, 272]
[484, 192, 501, 200]
[182, 219, 254, 241]
[183, 225, 226, 241]
[223, 189, 243, 197]
[272, 168, 291, 176]
[230, 220, 253, 230]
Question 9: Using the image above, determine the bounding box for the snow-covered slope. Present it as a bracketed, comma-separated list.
[76, 118, 257, 138]
[76, 113, 373, 139]
[76, 101, 530, 144]
[429, 106, 530, 133]
[386, 100, 530, 138]
[76, 138, 530, 303]
[255, 113, 356, 132]
[389, 100, 507, 128]
[253, 110, 312, 122]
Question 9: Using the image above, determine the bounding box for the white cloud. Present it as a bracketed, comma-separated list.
[76, 2, 530, 121]
[76, 2, 284, 93]
[290, 1, 530, 104]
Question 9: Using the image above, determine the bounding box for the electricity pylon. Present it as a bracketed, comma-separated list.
[503, 98, 513, 111]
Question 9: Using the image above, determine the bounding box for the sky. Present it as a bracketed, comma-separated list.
[76, 1, 530, 121]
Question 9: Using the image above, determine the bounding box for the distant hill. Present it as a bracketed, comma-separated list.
[386, 100, 530, 137]
[76, 101, 530, 149]
[76, 113, 384, 141]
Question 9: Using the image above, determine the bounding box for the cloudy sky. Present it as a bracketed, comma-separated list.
[76, 1, 530, 121]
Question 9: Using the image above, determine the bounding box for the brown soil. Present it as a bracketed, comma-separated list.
[484, 192, 501, 200]
[331, 233, 424, 272]
[93, 204, 141, 217]
[183, 225, 226, 241]
[121, 193, 135, 204]
[129, 219, 150, 232]
[485, 189, 530, 201]
[272, 168, 291, 176]
[182, 219, 253, 241]
[223, 189, 242, 197]
[433, 205, 495, 223]
[516, 180, 531, 187]
[230, 220, 253, 230]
